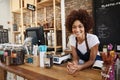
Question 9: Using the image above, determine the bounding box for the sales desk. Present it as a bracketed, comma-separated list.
[0, 62, 102, 80]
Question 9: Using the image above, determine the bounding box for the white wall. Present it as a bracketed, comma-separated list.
[0, 0, 10, 29]
[0, 0, 12, 43]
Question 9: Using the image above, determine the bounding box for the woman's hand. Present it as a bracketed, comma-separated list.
[67, 61, 81, 74]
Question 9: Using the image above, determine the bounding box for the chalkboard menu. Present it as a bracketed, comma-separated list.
[0, 29, 9, 43]
[93, 0, 120, 51]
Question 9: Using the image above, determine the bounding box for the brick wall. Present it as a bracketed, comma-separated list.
[65, 0, 93, 16]
[37, 4, 61, 30]
[37, 0, 93, 29]
[14, 0, 93, 29]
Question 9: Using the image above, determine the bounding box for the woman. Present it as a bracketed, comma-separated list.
[66, 9, 102, 74]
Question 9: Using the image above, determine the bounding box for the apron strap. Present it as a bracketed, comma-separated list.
[76, 33, 90, 52]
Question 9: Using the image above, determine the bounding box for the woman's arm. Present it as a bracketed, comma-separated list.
[67, 44, 99, 74]
[77, 44, 99, 70]
[67, 46, 79, 74]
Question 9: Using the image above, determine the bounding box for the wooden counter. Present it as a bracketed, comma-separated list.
[0, 62, 102, 80]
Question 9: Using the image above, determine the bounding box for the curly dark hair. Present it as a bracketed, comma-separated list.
[65, 9, 94, 33]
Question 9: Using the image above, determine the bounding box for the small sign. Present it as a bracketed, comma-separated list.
[117, 45, 120, 51]
[27, 4, 35, 11]
[0, 25, 3, 29]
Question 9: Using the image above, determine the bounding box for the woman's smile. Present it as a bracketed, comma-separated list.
[72, 20, 85, 38]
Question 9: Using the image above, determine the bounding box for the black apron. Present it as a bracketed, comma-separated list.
[76, 34, 90, 62]
[76, 34, 102, 62]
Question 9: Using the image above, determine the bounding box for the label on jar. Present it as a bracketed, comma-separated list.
[44, 58, 50, 68]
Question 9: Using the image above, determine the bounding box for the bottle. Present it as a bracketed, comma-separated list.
[47, 30, 52, 46]
[44, 53, 53, 68]
[39, 45, 47, 68]
[0, 46, 4, 62]
[103, 45, 107, 53]
[51, 30, 54, 46]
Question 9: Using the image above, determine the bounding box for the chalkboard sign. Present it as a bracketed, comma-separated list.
[27, 4, 35, 11]
[0, 29, 9, 43]
[93, 0, 120, 51]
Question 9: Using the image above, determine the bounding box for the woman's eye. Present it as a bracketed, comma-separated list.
[72, 26, 82, 28]
[78, 26, 82, 28]
[72, 26, 76, 28]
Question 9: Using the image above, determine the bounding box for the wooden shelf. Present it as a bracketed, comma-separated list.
[47, 46, 62, 48]
[11, 0, 35, 44]
[44, 28, 54, 31]
[13, 31, 21, 34]
[12, 8, 29, 13]
[10, 0, 62, 52]
[64, 49, 72, 54]
[44, 28, 62, 31]
[37, 0, 60, 9]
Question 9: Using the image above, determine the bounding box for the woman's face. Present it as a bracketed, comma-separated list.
[72, 20, 85, 37]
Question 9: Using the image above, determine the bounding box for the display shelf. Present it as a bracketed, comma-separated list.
[37, 0, 62, 52]
[10, 0, 62, 52]
[37, 0, 60, 9]
[10, 0, 35, 44]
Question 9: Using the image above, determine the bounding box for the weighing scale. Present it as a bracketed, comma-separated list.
[53, 52, 71, 64]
